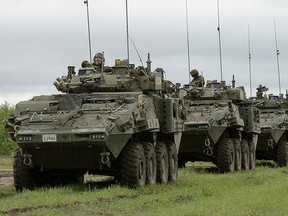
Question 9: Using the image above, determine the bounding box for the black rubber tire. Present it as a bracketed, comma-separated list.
[248, 140, 256, 170]
[276, 139, 288, 167]
[234, 139, 242, 171]
[217, 138, 235, 173]
[143, 142, 157, 184]
[120, 143, 146, 188]
[241, 139, 250, 170]
[155, 141, 169, 184]
[167, 141, 178, 182]
[13, 149, 34, 192]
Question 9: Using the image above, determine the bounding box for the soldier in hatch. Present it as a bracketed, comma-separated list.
[81, 60, 92, 68]
[190, 69, 205, 87]
[92, 52, 112, 73]
[81, 52, 111, 73]
[256, 84, 268, 99]
[93, 53, 104, 68]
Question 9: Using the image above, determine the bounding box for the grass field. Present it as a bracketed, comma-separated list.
[0, 156, 13, 170]
[0, 158, 287, 216]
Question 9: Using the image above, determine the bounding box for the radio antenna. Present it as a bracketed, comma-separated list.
[84, 0, 92, 62]
[217, 0, 223, 82]
[185, 0, 191, 82]
[274, 19, 281, 94]
[125, 0, 130, 64]
[128, 34, 144, 67]
[248, 25, 252, 97]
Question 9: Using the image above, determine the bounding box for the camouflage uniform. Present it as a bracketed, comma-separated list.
[81, 60, 93, 68]
[256, 85, 268, 99]
[81, 53, 112, 73]
[92, 53, 112, 73]
[190, 69, 205, 87]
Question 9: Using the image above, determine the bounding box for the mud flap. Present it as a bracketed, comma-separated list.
[173, 132, 182, 154]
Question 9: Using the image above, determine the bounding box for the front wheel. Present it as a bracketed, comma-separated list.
[276, 139, 288, 167]
[13, 149, 34, 192]
[120, 143, 146, 188]
[217, 138, 235, 173]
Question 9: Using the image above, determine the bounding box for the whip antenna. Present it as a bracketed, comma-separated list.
[217, 0, 223, 82]
[125, 0, 130, 63]
[185, 0, 191, 82]
[129, 34, 144, 67]
[84, 0, 92, 62]
[274, 19, 281, 94]
[248, 25, 252, 97]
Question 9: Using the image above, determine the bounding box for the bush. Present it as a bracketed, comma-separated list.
[0, 102, 17, 155]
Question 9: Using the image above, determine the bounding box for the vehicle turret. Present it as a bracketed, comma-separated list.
[54, 54, 171, 95]
[182, 79, 246, 102]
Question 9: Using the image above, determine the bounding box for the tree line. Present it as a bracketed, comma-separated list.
[0, 102, 17, 155]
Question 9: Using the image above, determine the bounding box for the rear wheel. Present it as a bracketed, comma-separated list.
[120, 143, 146, 188]
[234, 139, 242, 171]
[167, 141, 178, 182]
[217, 138, 235, 172]
[276, 139, 288, 167]
[241, 139, 250, 170]
[155, 141, 169, 184]
[248, 140, 256, 170]
[143, 142, 157, 184]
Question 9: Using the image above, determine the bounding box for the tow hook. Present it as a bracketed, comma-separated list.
[203, 138, 213, 156]
[100, 152, 111, 167]
[23, 154, 33, 168]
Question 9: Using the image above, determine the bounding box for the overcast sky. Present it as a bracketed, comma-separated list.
[1, 0, 287, 104]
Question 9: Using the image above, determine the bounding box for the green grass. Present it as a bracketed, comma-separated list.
[0, 156, 13, 170]
[0, 163, 288, 216]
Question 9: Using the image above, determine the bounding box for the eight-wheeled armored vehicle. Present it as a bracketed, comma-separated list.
[178, 79, 260, 172]
[4, 53, 287, 192]
[249, 85, 288, 167]
[4, 54, 185, 191]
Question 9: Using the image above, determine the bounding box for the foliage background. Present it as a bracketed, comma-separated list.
[0, 102, 16, 155]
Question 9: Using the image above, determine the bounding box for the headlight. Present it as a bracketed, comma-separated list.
[198, 124, 209, 129]
[91, 133, 106, 140]
[261, 127, 271, 133]
[18, 135, 33, 141]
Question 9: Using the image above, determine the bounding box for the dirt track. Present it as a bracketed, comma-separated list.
[0, 170, 13, 186]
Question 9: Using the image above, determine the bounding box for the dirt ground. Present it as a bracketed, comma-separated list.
[0, 170, 13, 186]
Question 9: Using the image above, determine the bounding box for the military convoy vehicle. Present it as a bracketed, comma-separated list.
[249, 85, 288, 167]
[178, 79, 261, 172]
[4, 54, 185, 191]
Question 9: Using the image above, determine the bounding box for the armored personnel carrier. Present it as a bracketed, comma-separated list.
[249, 85, 288, 167]
[178, 79, 260, 172]
[4, 54, 184, 191]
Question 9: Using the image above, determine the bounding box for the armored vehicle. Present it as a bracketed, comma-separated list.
[249, 85, 288, 167]
[178, 79, 260, 172]
[5, 54, 184, 191]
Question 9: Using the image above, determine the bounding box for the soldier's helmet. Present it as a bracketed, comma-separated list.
[190, 69, 199, 77]
[93, 53, 105, 62]
[81, 60, 91, 68]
